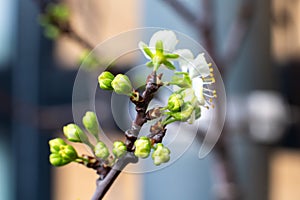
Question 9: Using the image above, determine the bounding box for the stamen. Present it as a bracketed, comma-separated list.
[203, 93, 216, 98]
[203, 88, 216, 94]
[202, 77, 215, 83]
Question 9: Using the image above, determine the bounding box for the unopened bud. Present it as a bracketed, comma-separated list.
[98, 71, 115, 90]
[111, 74, 133, 96]
[134, 136, 151, 158]
[112, 141, 127, 158]
[82, 111, 99, 139]
[63, 123, 88, 143]
[151, 143, 170, 166]
[49, 138, 66, 153]
[167, 93, 184, 112]
[49, 144, 78, 167]
[94, 142, 109, 160]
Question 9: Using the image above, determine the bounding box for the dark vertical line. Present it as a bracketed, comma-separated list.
[12, 0, 40, 200]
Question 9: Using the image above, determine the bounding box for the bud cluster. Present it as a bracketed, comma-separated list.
[98, 72, 133, 96]
[133, 137, 171, 166]
[49, 138, 78, 166]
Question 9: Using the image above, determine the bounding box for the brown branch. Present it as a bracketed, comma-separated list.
[91, 153, 138, 200]
[161, 0, 203, 28]
[221, 0, 256, 70]
[33, 0, 95, 50]
[213, 135, 241, 200]
[148, 121, 167, 144]
[91, 72, 163, 199]
[200, 0, 215, 57]
[125, 72, 163, 150]
[55, 21, 95, 50]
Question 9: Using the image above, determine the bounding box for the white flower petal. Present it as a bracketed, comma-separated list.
[181, 88, 195, 102]
[189, 53, 211, 78]
[192, 77, 205, 105]
[149, 30, 178, 53]
[174, 49, 194, 72]
[174, 49, 194, 60]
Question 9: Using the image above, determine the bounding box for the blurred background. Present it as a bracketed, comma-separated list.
[1, 0, 300, 199]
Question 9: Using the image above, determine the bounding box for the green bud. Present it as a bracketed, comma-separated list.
[167, 93, 184, 112]
[50, 153, 66, 166]
[49, 138, 66, 153]
[170, 102, 194, 122]
[94, 142, 109, 160]
[151, 143, 170, 166]
[47, 3, 70, 22]
[44, 24, 60, 39]
[82, 111, 99, 139]
[63, 123, 88, 143]
[112, 141, 127, 158]
[111, 74, 133, 96]
[98, 71, 115, 90]
[49, 144, 78, 167]
[61, 145, 78, 161]
[134, 137, 151, 159]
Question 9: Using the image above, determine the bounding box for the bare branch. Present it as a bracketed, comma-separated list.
[161, 0, 202, 28]
[125, 72, 163, 150]
[221, 0, 256, 69]
[91, 153, 138, 200]
[60, 22, 95, 50]
[199, 0, 215, 56]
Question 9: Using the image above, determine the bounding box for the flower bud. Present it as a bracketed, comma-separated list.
[63, 123, 88, 143]
[151, 143, 170, 166]
[49, 138, 66, 153]
[134, 136, 151, 158]
[170, 102, 194, 122]
[82, 111, 99, 139]
[167, 93, 184, 112]
[49, 144, 78, 167]
[111, 74, 133, 96]
[112, 141, 127, 158]
[49, 153, 66, 167]
[98, 71, 115, 90]
[94, 142, 109, 160]
[61, 145, 78, 161]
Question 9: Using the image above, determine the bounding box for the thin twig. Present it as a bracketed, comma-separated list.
[33, 0, 95, 50]
[161, 0, 203, 28]
[221, 0, 256, 70]
[91, 153, 138, 200]
[200, 0, 215, 56]
[60, 22, 95, 50]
